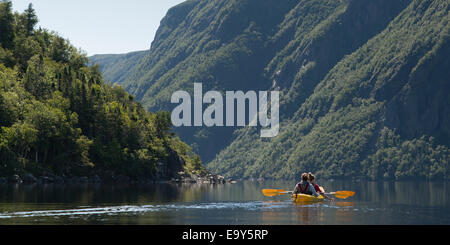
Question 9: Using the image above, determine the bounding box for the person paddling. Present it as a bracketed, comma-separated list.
[293, 173, 320, 197]
[308, 172, 333, 201]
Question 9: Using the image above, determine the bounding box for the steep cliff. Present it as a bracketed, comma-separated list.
[91, 0, 450, 180]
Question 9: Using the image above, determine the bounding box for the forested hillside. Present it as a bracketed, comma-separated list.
[90, 50, 147, 85]
[0, 1, 205, 181]
[91, 0, 450, 180]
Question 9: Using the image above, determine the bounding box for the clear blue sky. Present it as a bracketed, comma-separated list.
[12, 0, 186, 56]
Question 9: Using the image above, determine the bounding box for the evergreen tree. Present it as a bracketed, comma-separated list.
[23, 3, 38, 36]
[0, 1, 15, 49]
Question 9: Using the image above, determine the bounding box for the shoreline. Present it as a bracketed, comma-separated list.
[1, 174, 446, 186]
[0, 172, 236, 186]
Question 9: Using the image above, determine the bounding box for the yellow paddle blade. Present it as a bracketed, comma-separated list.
[262, 189, 289, 197]
[334, 194, 349, 199]
[333, 191, 355, 199]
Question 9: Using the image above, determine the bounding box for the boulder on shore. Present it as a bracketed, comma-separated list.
[38, 176, 54, 184]
[173, 172, 234, 185]
[23, 173, 37, 183]
[0, 177, 7, 184]
[8, 175, 22, 183]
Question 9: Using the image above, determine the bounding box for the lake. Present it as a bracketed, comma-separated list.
[0, 180, 449, 225]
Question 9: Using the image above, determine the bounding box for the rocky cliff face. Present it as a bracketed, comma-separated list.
[385, 36, 450, 145]
[91, 0, 450, 180]
[155, 149, 186, 180]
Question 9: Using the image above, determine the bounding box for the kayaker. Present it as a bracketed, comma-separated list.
[293, 173, 320, 197]
[308, 172, 322, 193]
[308, 172, 333, 201]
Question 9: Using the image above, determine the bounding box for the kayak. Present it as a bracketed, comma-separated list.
[291, 186, 325, 204]
[262, 186, 355, 202]
[291, 193, 324, 204]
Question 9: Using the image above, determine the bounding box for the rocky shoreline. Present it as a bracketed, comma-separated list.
[0, 172, 236, 185]
[170, 171, 236, 184]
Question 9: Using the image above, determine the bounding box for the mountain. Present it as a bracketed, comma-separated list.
[90, 0, 450, 180]
[89, 50, 147, 85]
[0, 1, 205, 181]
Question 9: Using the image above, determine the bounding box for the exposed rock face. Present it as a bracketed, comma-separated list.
[385, 39, 450, 145]
[154, 149, 186, 181]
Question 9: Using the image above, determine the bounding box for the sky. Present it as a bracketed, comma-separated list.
[11, 0, 186, 56]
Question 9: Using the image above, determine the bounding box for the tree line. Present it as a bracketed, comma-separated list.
[0, 1, 206, 179]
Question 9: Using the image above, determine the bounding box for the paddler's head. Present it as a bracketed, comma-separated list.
[308, 172, 315, 184]
[301, 173, 309, 182]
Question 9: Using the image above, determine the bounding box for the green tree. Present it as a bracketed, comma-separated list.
[15, 3, 38, 37]
[0, 0, 15, 49]
[155, 111, 172, 139]
[50, 36, 70, 63]
[1, 122, 38, 160]
[23, 3, 38, 36]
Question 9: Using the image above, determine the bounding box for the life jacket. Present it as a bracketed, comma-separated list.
[313, 183, 321, 193]
[297, 182, 312, 195]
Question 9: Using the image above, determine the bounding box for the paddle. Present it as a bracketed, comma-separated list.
[262, 189, 355, 199]
[327, 191, 355, 199]
[261, 189, 293, 197]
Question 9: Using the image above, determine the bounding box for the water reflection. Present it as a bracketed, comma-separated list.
[0, 180, 449, 224]
[335, 202, 355, 207]
[293, 206, 321, 224]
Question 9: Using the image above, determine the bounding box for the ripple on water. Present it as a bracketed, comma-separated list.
[0, 200, 377, 219]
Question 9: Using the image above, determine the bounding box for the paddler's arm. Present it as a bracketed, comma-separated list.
[310, 184, 320, 197]
[320, 193, 334, 200]
[317, 187, 334, 200]
[314, 187, 334, 201]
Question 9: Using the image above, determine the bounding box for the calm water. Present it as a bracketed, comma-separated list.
[0, 180, 448, 225]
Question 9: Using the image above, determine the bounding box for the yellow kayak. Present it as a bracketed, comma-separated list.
[291, 193, 324, 203]
[291, 186, 325, 204]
